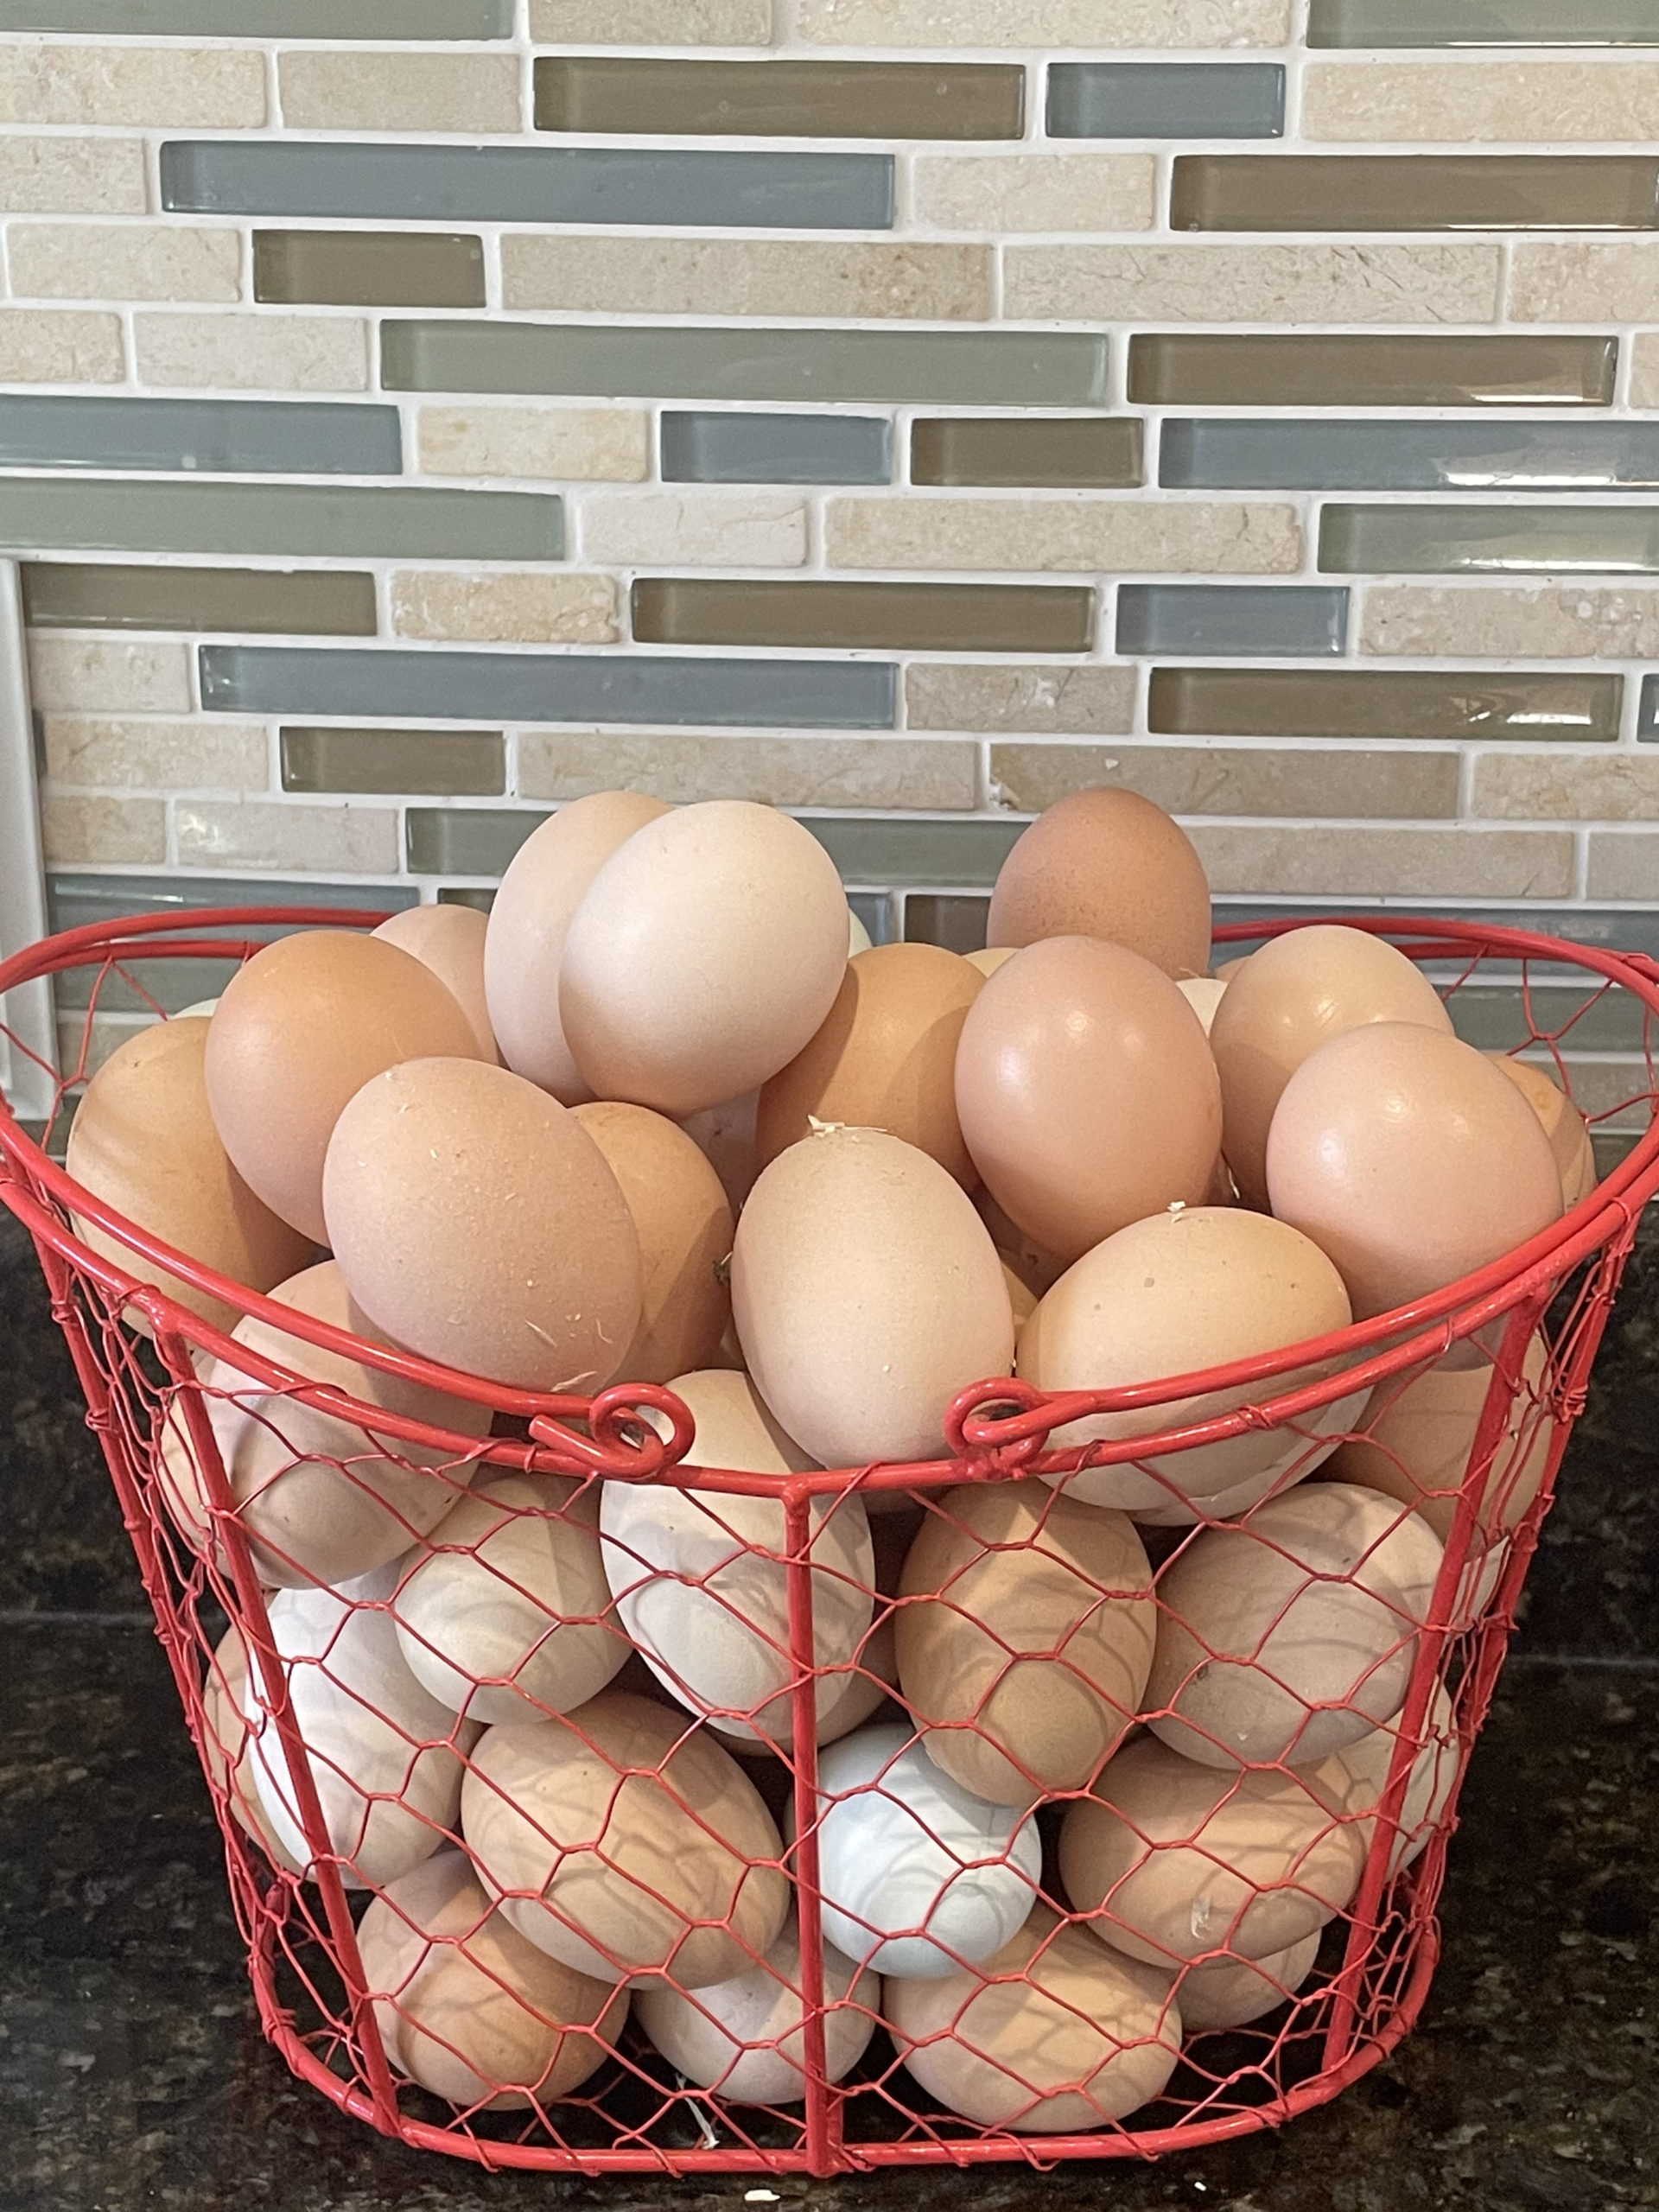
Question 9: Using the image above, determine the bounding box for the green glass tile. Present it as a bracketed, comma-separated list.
[437, 887, 496, 912]
[407, 809, 550, 876]
[1173, 156, 1659, 232]
[1128, 334, 1618, 409]
[534, 57, 1024, 140]
[1164, 418, 1659, 491]
[254, 231, 486, 309]
[662, 411, 893, 486]
[1308, 0, 1659, 44]
[0, 0, 512, 28]
[281, 727, 505, 798]
[22, 563, 376, 637]
[904, 894, 989, 954]
[631, 579, 1093, 654]
[799, 817, 1024, 889]
[1048, 62, 1284, 140]
[911, 416, 1141, 489]
[1149, 668, 1621, 743]
[1446, 984, 1646, 1054]
[1321, 505, 1659, 575]
[0, 395, 400, 476]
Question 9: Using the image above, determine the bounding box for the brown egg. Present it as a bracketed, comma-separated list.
[757, 944, 985, 1187]
[1319, 1681, 1460, 1878]
[896, 1482, 1156, 1807]
[461, 1691, 789, 1987]
[571, 1102, 734, 1384]
[1174, 1933, 1320, 2035]
[967, 946, 1018, 980]
[732, 1127, 1014, 1467]
[483, 791, 671, 1103]
[1267, 1024, 1564, 1323]
[374, 904, 499, 1064]
[322, 1058, 642, 1395]
[1211, 955, 1252, 985]
[1488, 1054, 1598, 1210]
[679, 1090, 762, 1213]
[887, 1905, 1181, 2133]
[358, 1850, 627, 2111]
[986, 786, 1212, 981]
[1209, 926, 1453, 1209]
[955, 938, 1223, 1264]
[206, 931, 484, 1245]
[201, 1621, 302, 1875]
[560, 802, 850, 1117]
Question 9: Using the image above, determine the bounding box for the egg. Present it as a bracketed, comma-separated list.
[358, 1850, 627, 2111]
[1176, 976, 1229, 1037]
[887, 1906, 1181, 2133]
[986, 787, 1212, 982]
[976, 1188, 1068, 1300]
[1174, 1933, 1320, 2036]
[1488, 1054, 1598, 1211]
[1267, 1024, 1564, 1323]
[966, 947, 1017, 980]
[1208, 925, 1454, 1210]
[1211, 956, 1252, 986]
[205, 931, 485, 1245]
[201, 1622, 302, 1875]
[849, 912, 874, 957]
[806, 1724, 1041, 1979]
[895, 1482, 1156, 1807]
[1001, 1262, 1039, 1332]
[461, 1691, 788, 1987]
[1318, 1683, 1460, 1881]
[1144, 1482, 1446, 1770]
[678, 1090, 762, 1214]
[560, 802, 850, 1118]
[175, 996, 222, 1020]
[1058, 1736, 1369, 1967]
[373, 904, 500, 1065]
[954, 938, 1222, 1265]
[393, 1475, 627, 1724]
[633, 1910, 876, 2107]
[756, 944, 986, 1188]
[65, 1017, 313, 1336]
[732, 1128, 1014, 1468]
[483, 790, 671, 1103]
[571, 1102, 734, 1384]
[322, 1058, 642, 1395]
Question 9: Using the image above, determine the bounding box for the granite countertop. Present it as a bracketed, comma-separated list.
[2, 1205, 1656, 2212]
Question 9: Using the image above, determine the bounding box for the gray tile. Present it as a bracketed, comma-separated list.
[799, 816, 1024, 888]
[0, 478, 561, 559]
[407, 809, 548, 877]
[1209, 901, 1659, 964]
[1048, 63, 1285, 140]
[1309, 0, 1659, 43]
[1165, 419, 1659, 491]
[382, 321, 1109, 406]
[161, 142, 893, 232]
[281, 726, 505, 797]
[1116, 584, 1348, 658]
[0, 0, 511, 25]
[22, 563, 377, 637]
[1321, 504, 1659, 575]
[849, 889, 895, 945]
[1639, 674, 1659, 736]
[662, 411, 892, 485]
[199, 645, 896, 729]
[0, 394, 401, 476]
[1446, 982, 1647, 1053]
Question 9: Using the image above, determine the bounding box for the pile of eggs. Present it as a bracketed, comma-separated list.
[64, 784, 1586, 2134]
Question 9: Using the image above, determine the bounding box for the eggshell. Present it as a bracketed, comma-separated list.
[1144, 1482, 1446, 1770]
[1211, 957, 1251, 986]
[1209, 926, 1454, 1210]
[634, 1910, 875, 2107]
[66, 1018, 313, 1336]
[955, 938, 1223, 1265]
[461, 1691, 789, 1987]
[887, 1906, 1181, 2133]
[1174, 1932, 1320, 2036]
[1001, 1262, 1039, 1332]
[732, 1128, 1014, 1468]
[483, 791, 671, 1103]
[1177, 976, 1229, 1037]
[679, 1090, 761, 1214]
[1488, 1054, 1598, 1211]
[322, 1058, 643, 1395]
[1058, 1736, 1369, 1967]
[394, 1475, 628, 1725]
[374, 904, 500, 1065]
[806, 1724, 1041, 1979]
[560, 802, 850, 1118]
[849, 912, 874, 957]
[1317, 1682, 1460, 1880]
[1266, 1024, 1564, 1324]
[966, 947, 1017, 980]
[756, 944, 985, 1188]
[175, 997, 221, 1020]
[205, 931, 485, 1245]
[359, 1850, 627, 2111]
[987, 787, 1212, 982]
[201, 1622, 302, 1875]
[895, 1482, 1156, 1807]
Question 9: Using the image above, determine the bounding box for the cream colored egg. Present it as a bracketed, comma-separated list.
[175, 997, 221, 1020]
[1318, 1683, 1460, 1880]
[202, 1622, 302, 1875]
[849, 912, 874, 957]
[679, 1090, 761, 1214]
[1488, 1054, 1598, 1211]
[1177, 976, 1229, 1037]
[966, 947, 1017, 980]
[1175, 1933, 1320, 2036]
[374, 904, 500, 1065]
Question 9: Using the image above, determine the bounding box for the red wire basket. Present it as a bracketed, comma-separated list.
[3, 906, 1658, 2179]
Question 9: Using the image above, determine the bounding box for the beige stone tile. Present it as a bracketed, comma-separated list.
[993, 742, 1459, 820]
[1510, 244, 1659, 323]
[0, 309, 123, 384]
[27, 638, 193, 715]
[40, 793, 167, 867]
[134, 313, 369, 392]
[582, 491, 807, 568]
[1004, 243, 1501, 325]
[912, 154, 1157, 233]
[391, 569, 620, 645]
[1586, 833, 1659, 901]
[0, 44, 265, 127]
[0, 137, 147, 214]
[278, 51, 523, 134]
[906, 662, 1136, 734]
[1632, 336, 1659, 410]
[8, 223, 241, 303]
[531, 0, 773, 36]
[418, 405, 651, 484]
[518, 732, 977, 810]
[1471, 752, 1659, 823]
[1188, 824, 1574, 899]
[796, 0, 1291, 45]
[1362, 584, 1659, 661]
[829, 495, 1300, 575]
[174, 800, 399, 874]
[42, 717, 267, 792]
[1304, 60, 1659, 143]
[502, 236, 991, 322]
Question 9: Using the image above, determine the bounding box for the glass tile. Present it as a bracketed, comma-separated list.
[1164, 417, 1659, 490]
[0, 0, 511, 29]
[1149, 667, 1621, 741]
[535, 57, 1024, 139]
[0, 395, 400, 476]
[407, 810, 548, 877]
[1116, 584, 1348, 657]
[22, 563, 376, 637]
[1321, 504, 1659, 575]
[281, 727, 505, 797]
[911, 416, 1141, 488]
[1173, 156, 1659, 232]
[904, 894, 989, 954]
[1048, 63, 1285, 140]
[800, 817, 1024, 888]
[631, 579, 1094, 653]
[254, 231, 486, 309]
[1128, 334, 1618, 409]
[661, 411, 892, 485]
[1309, 0, 1659, 45]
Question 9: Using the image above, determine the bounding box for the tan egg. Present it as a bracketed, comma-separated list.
[1211, 956, 1252, 986]
[1316, 1683, 1460, 1881]
[679, 1090, 761, 1214]
[966, 946, 1018, 980]
[1058, 1736, 1369, 1967]
[732, 1128, 1014, 1468]
[955, 938, 1222, 1265]
[1488, 1054, 1598, 1210]
[322, 1058, 643, 1395]
[1174, 1933, 1320, 2036]
[561, 802, 850, 1118]
[896, 1482, 1156, 1808]
[201, 1622, 302, 1875]
[887, 1905, 1181, 2133]
[757, 944, 985, 1188]
[1267, 1025, 1564, 1324]
[461, 1691, 789, 1987]
[374, 904, 499, 1065]
[66, 1017, 313, 1337]
[1177, 976, 1229, 1038]
[1020, 1209, 1358, 1523]
[1145, 1483, 1446, 1770]
[394, 1476, 628, 1725]
[1210, 926, 1453, 1210]
[483, 791, 671, 1103]
[987, 787, 1212, 981]
[976, 1188, 1068, 1300]
[1002, 1261, 1039, 1332]
[359, 1849, 626, 2111]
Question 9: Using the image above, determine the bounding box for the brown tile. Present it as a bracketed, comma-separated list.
[518, 732, 978, 810]
[21, 563, 377, 637]
[280, 727, 505, 798]
[1149, 668, 1621, 744]
[1172, 156, 1659, 233]
[990, 743, 1460, 820]
[532, 55, 1025, 138]
[905, 893, 989, 954]
[253, 230, 486, 309]
[1128, 332, 1618, 408]
[911, 416, 1141, 489]
[632, 578, 1093, 653]
[906, 662, 1135, 734]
